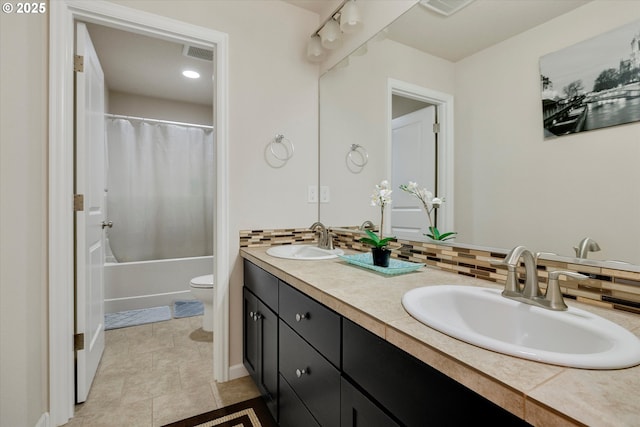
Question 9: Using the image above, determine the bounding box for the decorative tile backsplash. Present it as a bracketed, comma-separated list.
[239, 227, 640, 315]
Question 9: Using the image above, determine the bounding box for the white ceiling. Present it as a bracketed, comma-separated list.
[385, 0, 591, 62]
[284, 0, 591, 62]
[86, 23, 214, 106]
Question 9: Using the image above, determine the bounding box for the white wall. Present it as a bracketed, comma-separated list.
[320, 38, 455, 227]
[455, 1, 640, 262]
[108, 90, 214, 125]
[0, 6, 49, 427]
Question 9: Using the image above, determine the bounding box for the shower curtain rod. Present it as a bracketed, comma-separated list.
[104, 113, 214, 130]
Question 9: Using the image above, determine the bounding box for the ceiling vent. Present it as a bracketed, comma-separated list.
[182, 45, 214, 62]
[419, 0, 475, 16]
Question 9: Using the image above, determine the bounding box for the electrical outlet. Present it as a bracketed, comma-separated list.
[308, 185, 318, 203]
[320, 186, 330, 203]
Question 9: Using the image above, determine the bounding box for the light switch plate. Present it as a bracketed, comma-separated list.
[308, 185, 318, 203]
[320, 186, 330, 203]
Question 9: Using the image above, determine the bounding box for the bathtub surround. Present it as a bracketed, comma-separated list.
[240, 227, 640, 315]
[104, 255, 213, 314]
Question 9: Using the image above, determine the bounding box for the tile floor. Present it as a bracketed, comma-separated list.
[63, 315, 260, 427]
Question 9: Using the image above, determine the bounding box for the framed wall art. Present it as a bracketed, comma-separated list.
[540, 19, 640, 138]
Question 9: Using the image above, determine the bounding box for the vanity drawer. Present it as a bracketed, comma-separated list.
[279, 320, 340, 427]
[278, 374, 320, 427]
[278, 281, 341, 367]
[244, 260, 278, 312]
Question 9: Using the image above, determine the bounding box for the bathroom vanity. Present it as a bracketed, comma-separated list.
[241, 246, 640, 426]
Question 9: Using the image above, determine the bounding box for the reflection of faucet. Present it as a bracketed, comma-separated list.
[360, 220, 375, 231]
[492, 246, 586, 311]
[310, 222, 334, 250]
[574, 237, 601, 259]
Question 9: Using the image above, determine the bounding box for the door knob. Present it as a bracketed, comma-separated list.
[101, 221, 113, 229]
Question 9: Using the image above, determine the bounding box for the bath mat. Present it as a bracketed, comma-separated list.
[105, 306, 171, 330]
[161, 396, 277, 427]
[173, 300, 204, 318]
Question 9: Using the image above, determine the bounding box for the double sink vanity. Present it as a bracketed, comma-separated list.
[241, 242, 640, 426]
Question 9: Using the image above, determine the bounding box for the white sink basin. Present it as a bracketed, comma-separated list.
[266, 244, 344, 260]
[402, 285, 640, 369]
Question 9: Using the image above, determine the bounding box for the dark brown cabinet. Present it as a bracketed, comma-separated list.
[243, 260, 530, 427]
[243, 263, 279, 421]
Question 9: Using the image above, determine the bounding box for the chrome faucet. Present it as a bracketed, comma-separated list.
[492, 246, 586, 311]
[309, 222, 334, 250]
[574, 237, 601, 259]
[359, 220, 375, 231]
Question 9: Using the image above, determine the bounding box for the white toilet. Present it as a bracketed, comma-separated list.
[189, 274, 214, 332]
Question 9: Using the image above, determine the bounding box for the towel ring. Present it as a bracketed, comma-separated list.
[270, 134, 294, 161]
[347, 144, 368, 167]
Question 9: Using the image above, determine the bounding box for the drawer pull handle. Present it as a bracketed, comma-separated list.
[295, 312, 308, 322]
[295, 368, 309, 378]
[249, 311, 260, 322]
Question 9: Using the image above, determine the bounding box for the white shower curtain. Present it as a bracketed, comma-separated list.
[106, 118, 214, 262]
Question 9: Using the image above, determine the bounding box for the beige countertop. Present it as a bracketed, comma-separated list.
[240, 247, 640, 426]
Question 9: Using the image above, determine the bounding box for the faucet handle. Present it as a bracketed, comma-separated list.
[544, 270, 587, 311]
[491, 259, 521, 295]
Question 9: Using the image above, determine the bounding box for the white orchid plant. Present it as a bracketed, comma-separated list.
[399, 181, 456, 241]
[360, 180, 395, 249]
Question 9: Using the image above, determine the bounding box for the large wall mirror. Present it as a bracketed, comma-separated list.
[319, 0, 640, 266]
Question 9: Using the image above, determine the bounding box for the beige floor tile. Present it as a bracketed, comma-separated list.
[152, 383, 218, 427]
[211, 376, 261, 407]
[78, 398, 153, 427]
[128, 333, 175, 355]
[63, 316, 255, 427]
[152, 344, 202, 372]
[121, 369, 182, 405]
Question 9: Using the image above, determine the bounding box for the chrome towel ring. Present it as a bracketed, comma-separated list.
[346, 143, 368, 172]
[270, 134, 294, 161]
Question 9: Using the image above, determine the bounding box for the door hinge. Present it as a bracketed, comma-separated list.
[74, 194, 84, 212]
[74, 55, 84, 72]
[433, 122, 440, 133]
[74, 333, 85, 351]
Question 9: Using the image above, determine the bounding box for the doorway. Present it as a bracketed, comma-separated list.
[386, 79, 455, 240]
[49, 2, 229, 425]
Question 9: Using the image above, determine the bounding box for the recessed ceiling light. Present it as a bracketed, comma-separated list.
[182, 70, 200, 79]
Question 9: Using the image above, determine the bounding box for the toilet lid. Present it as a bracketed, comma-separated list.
[190, 274, 214, 288]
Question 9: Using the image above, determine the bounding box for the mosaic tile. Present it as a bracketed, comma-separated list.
[239, 227, 640, 315]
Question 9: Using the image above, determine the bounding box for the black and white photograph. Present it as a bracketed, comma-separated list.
[541, 19, 640, 138]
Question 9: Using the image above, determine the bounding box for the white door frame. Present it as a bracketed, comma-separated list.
[386, 78, 455, 237]
[49, 2, 229, 425]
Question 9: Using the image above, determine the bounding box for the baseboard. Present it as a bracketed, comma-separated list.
[228, 363, 249, 381]
[35, 412, 49, 427]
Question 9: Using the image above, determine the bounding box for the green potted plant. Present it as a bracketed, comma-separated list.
[360, 180, 395, 267]
[399, 181, 456, 241]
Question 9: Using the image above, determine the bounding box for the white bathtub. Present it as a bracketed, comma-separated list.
[104, 255, 213, 314]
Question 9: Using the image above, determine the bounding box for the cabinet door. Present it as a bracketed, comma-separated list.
[343, 319, 528, 426]
[341, 378, 400, 427]
[244, 288, 279, 421]
[243, 288, 258, 379]
[258, 299, 278, 420]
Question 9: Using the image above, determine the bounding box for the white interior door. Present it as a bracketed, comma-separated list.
[75, 21, 106, 403]
[391, 106, 437, 240]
